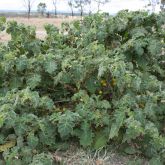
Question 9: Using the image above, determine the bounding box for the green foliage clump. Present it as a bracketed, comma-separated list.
[0, 11, 165, 164]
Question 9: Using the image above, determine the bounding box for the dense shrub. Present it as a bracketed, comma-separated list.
[0, 11, 165, 164]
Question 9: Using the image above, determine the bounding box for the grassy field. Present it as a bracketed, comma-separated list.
[0, 16, 78, 42]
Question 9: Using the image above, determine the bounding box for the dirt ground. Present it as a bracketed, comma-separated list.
[0, 17, 78, 42]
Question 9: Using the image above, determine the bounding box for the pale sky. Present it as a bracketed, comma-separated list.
[0, 0, 160, 13]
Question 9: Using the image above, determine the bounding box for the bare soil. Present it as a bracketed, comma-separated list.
[0, 17, 78, 42]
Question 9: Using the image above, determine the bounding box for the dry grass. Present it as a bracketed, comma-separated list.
[52, 144, 149, 165]
[0, 31, 10, 42]
[0, 16, 79, 42]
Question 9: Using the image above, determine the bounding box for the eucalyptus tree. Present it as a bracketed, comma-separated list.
[37, 3, 47, 16]
[160, 0, 165, 11]
[68, 0, 75, 16]
[23, 0, 35, 19]
[145, 0, 164, 12]
[94, 0, 110, 12]
[52, 0, 58, 16]
[74, 0, 90, 17]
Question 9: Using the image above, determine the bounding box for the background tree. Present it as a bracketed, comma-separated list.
[23, 0, 35, 19]
[68, 0, 75, 16]
[160, 0, 165, 11]
[74, 0, 90, 17]
[150, 0, 159, 12]
[88, 0, 92, 15]
[144, 0, 164, 12]
[94, 0, 110, 12]
[52, 0, 58, 16]
[37, 3, 47, 16]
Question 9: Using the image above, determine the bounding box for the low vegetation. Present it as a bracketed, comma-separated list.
[0, 11, 165, 164]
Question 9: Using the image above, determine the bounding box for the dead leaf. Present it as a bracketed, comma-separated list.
[53, 154, 62, 163]
[0, 140, 16, 152]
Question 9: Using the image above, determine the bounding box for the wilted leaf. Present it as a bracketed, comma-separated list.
[0, 140, 16, 152]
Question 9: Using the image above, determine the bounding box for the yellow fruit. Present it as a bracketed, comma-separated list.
[101, 80, 106, 84]
[102, 82, 107, 86]
[111, 78, 116, 86]
[99, 90, 103, 94]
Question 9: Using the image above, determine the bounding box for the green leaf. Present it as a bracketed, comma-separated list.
[58, 111, 80, 139]
[16, 55, 28, 71]
[148, 39, 162, 56]
[109, 111, 125, 139]
[98, 63, 107, 78]
[135, 46, 144, 56]
[27, 132, 39, 149]
[127, 158, 144, 165]
[124, 146, 138, 155]
[93, 130, 108, 149]
[10, 76, 23, 89]
[79, 122, 94, 147]
[149, 157, 163, 165]
[44, 60, 57, 74]
[85, 76, 99, 94]
[99, 100, 111, 109]
[20, 88, 40, 108]
[40, 96, 54, 110]
[123, 117, 144, 142]
[27, 74, 41, 89]
[0, 16, 6, 31]
[30, 153, 53, 165]
[109, 123, 120, 139]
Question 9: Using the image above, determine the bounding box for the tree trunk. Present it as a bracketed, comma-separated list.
[52, 0, 57, 16]
[97, 3, 100, 12]
[80, 6, 83, 18]
[89, 4, 92, 15]
[54, 7, 57, 16]
[71, 8, 74, 17]
[27, 2, 31, 19]
[28, 8, 30, 19]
